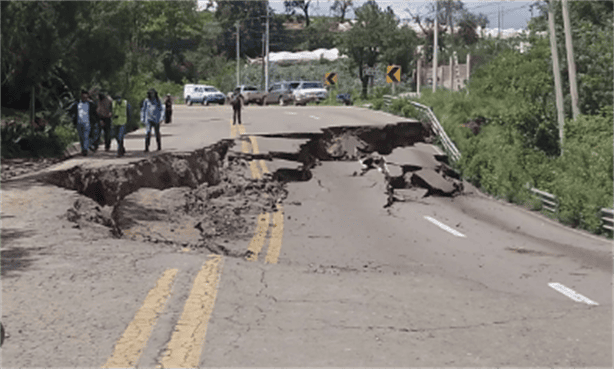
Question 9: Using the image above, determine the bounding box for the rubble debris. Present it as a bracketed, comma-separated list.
[409, 168, 463, 196]
[391, 188, 429, 202]
[1, 157, 63, 181]
[66, 198, 122, 238]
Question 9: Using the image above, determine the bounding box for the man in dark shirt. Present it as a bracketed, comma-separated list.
[164, 94, 173, 124]
[231, 91, 242, 125]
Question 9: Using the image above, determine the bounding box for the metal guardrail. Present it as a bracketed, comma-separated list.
[600, 208, 614, 231]
[530, 187, 558, 213]
[529, 187, 613, 233]
[382, 95, 461, 162]
[382, 95, 395, 107]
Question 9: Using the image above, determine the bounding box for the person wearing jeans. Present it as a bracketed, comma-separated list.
[68, 89, 98, 156]
[140, 88, 165, 152]
[96, 92, 114, 151]
[112, 95, 131, 157]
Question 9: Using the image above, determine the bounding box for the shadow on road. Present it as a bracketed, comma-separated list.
[1, 230, 38, 277]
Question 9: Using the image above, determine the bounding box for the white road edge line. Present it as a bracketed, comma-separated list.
[548, 282, 599, 305]
[286, 112, 297, 115]
[423, 216, 466, 238]
[309, 115, 320, 120]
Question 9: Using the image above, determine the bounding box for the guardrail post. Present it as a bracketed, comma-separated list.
[530, 187, 558, 213]
[600, 208, 614, 232]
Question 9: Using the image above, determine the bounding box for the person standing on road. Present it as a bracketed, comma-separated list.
[112, 94, 131, 157]
[96, 92, 114, 151]
[140, 88, 165, 152]
[164, 93, 173, 124]
[231, 90, 242, 125]
[68, 89, 98, 156]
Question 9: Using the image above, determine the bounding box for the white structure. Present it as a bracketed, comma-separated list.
[248, 48, 347, 65]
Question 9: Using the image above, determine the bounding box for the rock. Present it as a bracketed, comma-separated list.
[411, 168, 460, 196]
[393, 188, 429, 202]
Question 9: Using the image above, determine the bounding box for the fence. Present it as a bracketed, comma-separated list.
[529, 186, 613, 233]
[530, 187, 558, 213]
[600, 208, 614, 231]
[382, 95, 461, 162]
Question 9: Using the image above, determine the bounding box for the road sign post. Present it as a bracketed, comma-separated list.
[386, 65, 401, 83]
[325, 72, 338, 86]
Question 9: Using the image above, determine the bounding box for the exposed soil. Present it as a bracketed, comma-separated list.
[62, 152, 287, 256]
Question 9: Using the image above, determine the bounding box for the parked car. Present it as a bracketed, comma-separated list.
[263, 81, 299, 106]
[292, 81, 328, 105]
[203, 87, 226, 105]
[183, 84, 225, 105]
[233, 85, 266, 106]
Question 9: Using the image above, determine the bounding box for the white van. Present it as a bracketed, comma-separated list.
[183, 84, 226, 105]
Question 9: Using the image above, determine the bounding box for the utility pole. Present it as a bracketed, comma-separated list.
[561, 0, 580, 119]
[262, 33, 266, 91]
[548, 0, 565, 153]
[498, 4, 501, 37]
[432, 2, 438, 93]
[417, 58, 421, 95]
[449, 56, 453, 90]
[236, 22, 240, 87]
[30, 86, 35, 125]
[265, 6, 270, 92]
[466, 53, 471, 91]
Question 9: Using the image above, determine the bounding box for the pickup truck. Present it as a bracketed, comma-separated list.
[232, 85, 266, 106]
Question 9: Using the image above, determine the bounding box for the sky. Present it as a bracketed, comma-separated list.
[199, 1, 536, 31]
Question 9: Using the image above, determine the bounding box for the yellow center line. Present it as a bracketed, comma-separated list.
[102, 268, 178, 368]
[233, 121, 261, 179]
[246, 212, 271, 261]
[249, 135, 270, 175]
[265, 206, 285, 264]
[159, 255, 224, 368]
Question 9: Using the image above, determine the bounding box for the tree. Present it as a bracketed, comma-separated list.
[215, 0, 272, 58]
[1, 1, 126, 111]
[338, 1, 398, 98]
[284, 0, 313, 27]
[406, 1, 489, 63]
[529, 0, 613, 115]
[380, 25, 419, 82]
[456, 11, 489, 45]
[330, 0, 353, 21]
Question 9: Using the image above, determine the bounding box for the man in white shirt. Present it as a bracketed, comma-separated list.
[68, 89, 98, 156]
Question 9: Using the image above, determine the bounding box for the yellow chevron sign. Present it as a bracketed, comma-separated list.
[386, 65, 401, 83]
[325, 72, 338, 86]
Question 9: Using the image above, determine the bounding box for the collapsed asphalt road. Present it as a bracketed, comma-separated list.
[41, 120, 465, 253]
[3, 105, 611, 367]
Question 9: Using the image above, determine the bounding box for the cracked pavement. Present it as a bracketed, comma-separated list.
[1, 105, 611, 367]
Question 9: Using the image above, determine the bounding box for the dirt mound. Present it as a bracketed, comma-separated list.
[65, 155, 287, 256]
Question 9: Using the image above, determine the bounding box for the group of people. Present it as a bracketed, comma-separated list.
[69, 88, 173, 157]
